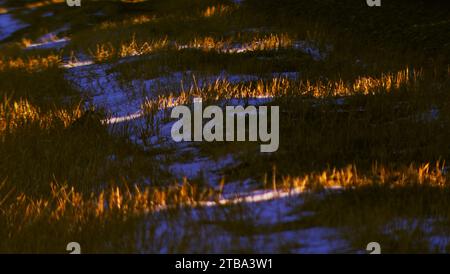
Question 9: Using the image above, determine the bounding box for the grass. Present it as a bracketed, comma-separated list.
[299, 163, 450, 253]
[0, 0, 449, 253]
[2, 162, 450, 253]
[0, 180, 216, 253]
[1, 98, 129, 195]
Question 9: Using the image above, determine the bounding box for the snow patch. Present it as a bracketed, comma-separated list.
[137, 186, 349, 253]
[42, 11, 54, 18]
[26, 25, 70, 50]
[293, 41, 330, 61]
[0, 13, 29, 41]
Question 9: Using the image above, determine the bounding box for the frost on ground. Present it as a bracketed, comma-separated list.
[0, 13, 28, 41]
[292, 41, 332, 61]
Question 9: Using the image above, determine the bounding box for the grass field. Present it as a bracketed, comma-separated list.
[0, 0, 449, 253]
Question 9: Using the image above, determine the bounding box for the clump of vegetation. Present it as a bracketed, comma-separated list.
[0, 0, 449, 253]
[300, 163, 450, 253]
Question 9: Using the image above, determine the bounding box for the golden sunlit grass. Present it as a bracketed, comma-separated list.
[21, 32, 65, 48]
[203, 4, 234, 18]
[89, 33, 296, 62]
[90, 35, 169, 62]
[0, 94, 165, 196]
[290, 162, 448, 192]
[0, 180, 214, 252]
[182, 33, 293, 53]
[1, 0, 449, 253]
[97, 15, 155, 31]
[1, 162, 449, 252]
[20, 38, 33, 48]
[190, 63, 449, 183]
[132, 66, 428, 152]
[0, 54, 61, 72]
[312, 68, 423, 96]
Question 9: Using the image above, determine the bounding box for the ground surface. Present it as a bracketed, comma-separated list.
[0, 0, 449, 253]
